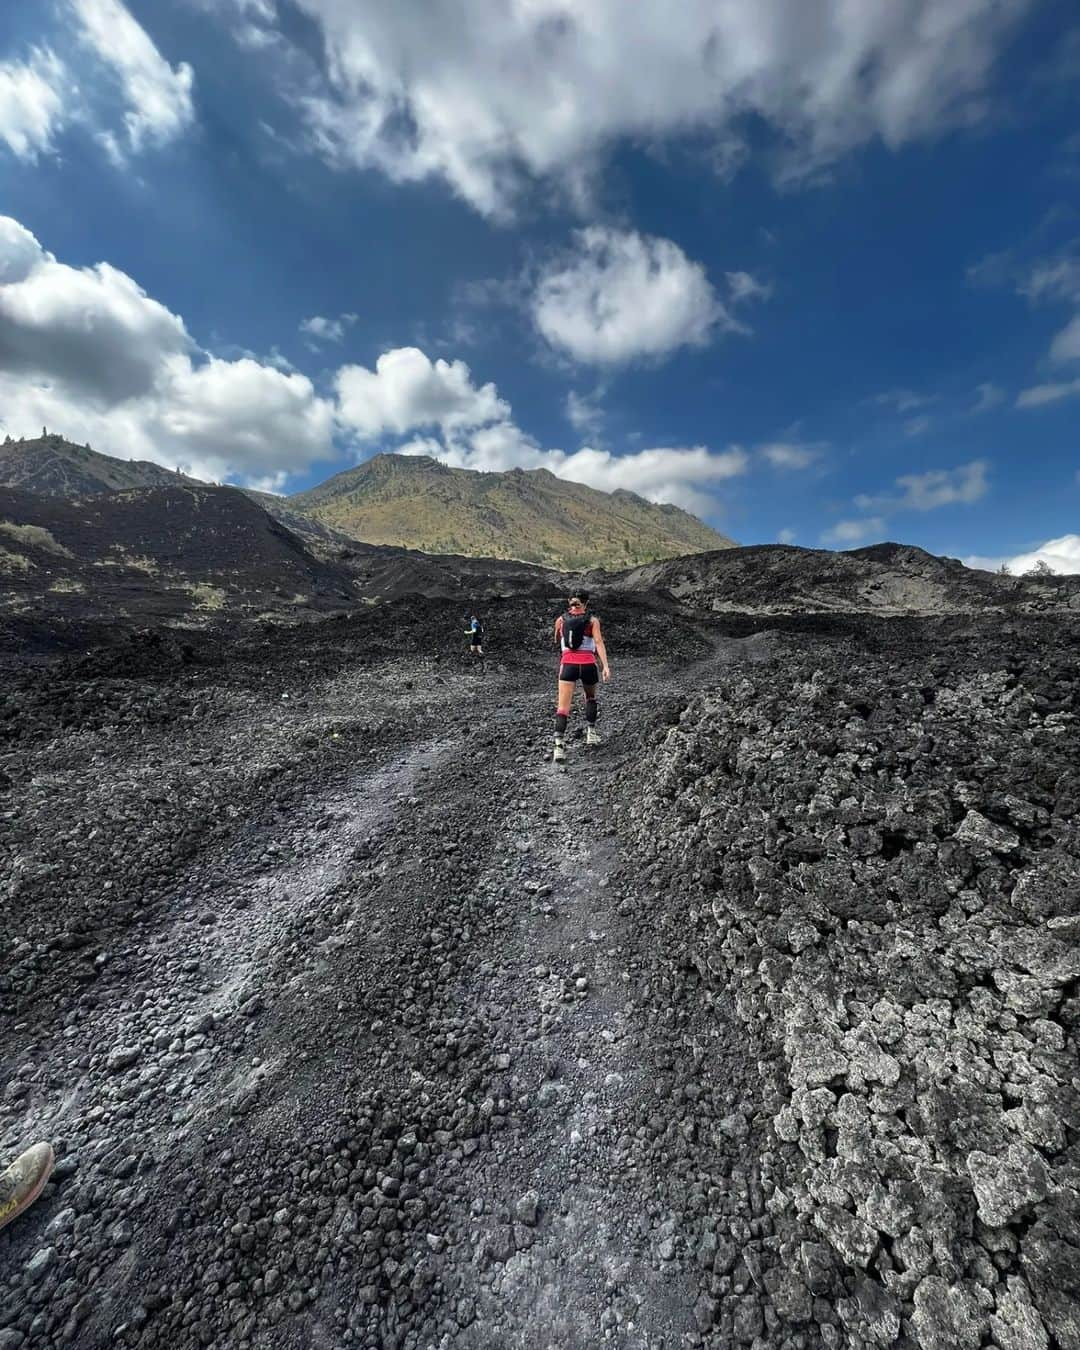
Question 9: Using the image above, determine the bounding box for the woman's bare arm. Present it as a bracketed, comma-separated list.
[592, 616, 611, 680]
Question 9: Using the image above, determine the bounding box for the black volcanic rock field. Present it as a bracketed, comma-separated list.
[1, 585, 1079, 1349]
[0, 483, 361, 625]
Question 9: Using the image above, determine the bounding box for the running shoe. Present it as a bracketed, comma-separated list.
[0, 1142, 55, 1233]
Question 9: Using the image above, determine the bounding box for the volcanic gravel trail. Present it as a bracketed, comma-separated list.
[12, 611, 1075, 1350]
[0, 637, 777, 1350]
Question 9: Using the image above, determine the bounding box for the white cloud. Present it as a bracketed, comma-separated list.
[1018, 257, 1080, 304]
[904, 415, 932, 438]
[396, 436, 445, 460]
[284, 0, 1031, 215]
[246, 471, 289, 495]
[0, 49, 68, 161]
[71, 0, 195, 154]
[1005, 247, 1080, 377]
[565, 389, 605, 440]
[0, 217, 192, 401]
[759, 442, 822, 470]
[0, 361, 333, 486]
[1050, 313, 1080, 364]
[1016, 377, 1080, 408]
[0, 215, 333, 485]
[0, 217, 50, 286]
[778, 528, 797, 544]
[972, 381, 1004, 412]
[0, 6, 195, 166]
[335, 347, 509, 438]
[300, 312, 357, 345]
[185, 0, 281, 50]
[339, 341, 746, 511]
[966, 535, 1080, 575]
[155, 355, 333, 468]
[822, 517, 887, 547]
[725, 271, 772, 305]
[855, 460, 988, 512]
[532, 228, 731, 366]
[898, 460, 988, 509]
[436, 430, 748, 513]
[0, 216, 745, 515]
[335, 336, 747, 512]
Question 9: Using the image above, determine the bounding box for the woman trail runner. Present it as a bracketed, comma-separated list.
[552, 592, 610, 763]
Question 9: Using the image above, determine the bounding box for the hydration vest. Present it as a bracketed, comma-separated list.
[560, 611, 595, 653]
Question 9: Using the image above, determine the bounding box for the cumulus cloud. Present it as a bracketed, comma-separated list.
[0, 49, 68, 161]
[0, 216, 748, 515]
[0, 215, 333, 484]
[336, 341, 746, 511]
[0, 360, 333, 485]
[435, 430, 748, 513]
[335, 347, 509, 438]
[1015, 377, 1080, 408]
[0, 217, 192, 401]
[777, 528, 797, 545]
[398, 416, 748, 514]
[966, 535, 1080, 575]
[855, 460, 989, 512]
[280, 0, 1032, 215]
[532, 228, 731, 366]
[300, 312, 357, 346]
[1008, 535, 1080, 574]
[72, 0, 195, 155]
[822, 517, 887, 547]
[154, 355, 333, 466]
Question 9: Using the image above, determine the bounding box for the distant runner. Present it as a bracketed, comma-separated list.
[465, 613, 484, 658]
[552, 592, 610, 763]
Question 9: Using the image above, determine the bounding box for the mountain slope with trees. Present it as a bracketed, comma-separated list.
[288, 453, 734, 568]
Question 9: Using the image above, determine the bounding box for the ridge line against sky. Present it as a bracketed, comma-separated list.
[0, 0, 1078, 571]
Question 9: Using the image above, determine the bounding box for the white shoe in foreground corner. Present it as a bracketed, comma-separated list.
[586, 727, 602, 747]
[0, 1142, 55, 1232]
[552, 740, 567, 763]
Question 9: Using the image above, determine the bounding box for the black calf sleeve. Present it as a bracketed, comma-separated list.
[554, 712, 568, 735]
[585, 698, 598, 725]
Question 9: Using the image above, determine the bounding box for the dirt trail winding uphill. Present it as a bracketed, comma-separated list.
[0, 627, 776, 1350]
[2, 608, 1078, 1350]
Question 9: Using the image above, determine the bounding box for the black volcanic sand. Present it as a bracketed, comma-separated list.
[0, 604, 1078, 1350]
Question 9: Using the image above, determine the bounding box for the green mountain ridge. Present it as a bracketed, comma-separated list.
[0, 436, 736, 570]
[289, 454, 735, 569]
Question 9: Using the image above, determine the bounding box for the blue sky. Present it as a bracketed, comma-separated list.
[1, 0, 1078, 569]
